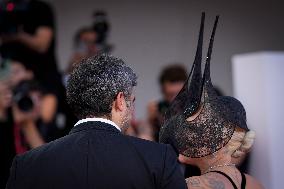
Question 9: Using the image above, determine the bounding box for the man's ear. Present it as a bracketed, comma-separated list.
[178, 154, 190, 164]
[114, 92, 125, 112]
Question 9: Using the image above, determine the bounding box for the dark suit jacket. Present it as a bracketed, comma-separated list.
[6, 121, 187, 189]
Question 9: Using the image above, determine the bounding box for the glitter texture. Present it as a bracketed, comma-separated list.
[159, 13, 248, 158]
[66, 54, 137, 119]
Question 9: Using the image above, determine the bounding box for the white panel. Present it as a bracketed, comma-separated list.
[232, 52, 284, 189]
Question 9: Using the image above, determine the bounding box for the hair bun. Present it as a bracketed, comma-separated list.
[232, 130, 256, 158]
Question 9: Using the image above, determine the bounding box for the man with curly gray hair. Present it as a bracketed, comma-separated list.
[6, 54, 187, 189]
[67, 54, 137, 132]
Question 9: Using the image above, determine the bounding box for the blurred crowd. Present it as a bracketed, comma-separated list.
[0, 0, 250, 188]
[0, 0, 75, 186]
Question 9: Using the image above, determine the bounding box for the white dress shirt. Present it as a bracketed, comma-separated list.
[74, 117, 121, 132]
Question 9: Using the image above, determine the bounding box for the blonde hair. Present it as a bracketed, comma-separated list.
[226, 129, 256, 158]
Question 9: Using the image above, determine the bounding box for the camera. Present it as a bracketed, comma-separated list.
[14, 94, 34, 112]
[13, 80, 41, 112]
[93, 11, 109, 44]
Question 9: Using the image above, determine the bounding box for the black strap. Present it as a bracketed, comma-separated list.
[209, 171, 238, 189]
[240, 172, 246, 189]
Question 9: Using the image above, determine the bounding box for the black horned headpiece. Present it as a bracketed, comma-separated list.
[159, 13, 249, 158]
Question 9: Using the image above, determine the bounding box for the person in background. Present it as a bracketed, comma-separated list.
[12, 80, 45, 151]
[0, 79, 44, 188]
[0, 0, 62, 94]
[92, 10, 113, 53]
[64, 27, 98, 83]
[8, 56, 63, 141]
[147, 64, 187, 141]
[0, 0, 75, 133]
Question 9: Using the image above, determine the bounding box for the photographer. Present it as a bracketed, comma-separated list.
[9, 56, 68, 140]
[12, 80, 45, 151]
[147, 64, 188, 141]
[65, 27, 98, 79]
[0, 0, 64, 99]
[92, 10, 113, 53]
[0, 79, 44, 188]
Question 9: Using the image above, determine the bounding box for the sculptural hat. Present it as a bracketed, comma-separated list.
[159, 13, 249, 158]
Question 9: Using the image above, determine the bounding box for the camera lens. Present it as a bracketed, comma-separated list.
[17, 95, 33, 112]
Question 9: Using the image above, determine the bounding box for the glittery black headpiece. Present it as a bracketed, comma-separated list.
[159, 13, 249, 158]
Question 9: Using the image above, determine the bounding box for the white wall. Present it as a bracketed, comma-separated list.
[45, 0, 284, 119]
[232, 52, 284, 189]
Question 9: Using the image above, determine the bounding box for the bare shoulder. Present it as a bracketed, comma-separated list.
[186, 173, 233, 189]
[245, 174, 265, 189]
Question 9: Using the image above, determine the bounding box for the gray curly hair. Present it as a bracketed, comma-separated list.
[66, 54, 137, 119]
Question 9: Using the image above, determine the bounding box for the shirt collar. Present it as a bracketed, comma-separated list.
[74, 117, 121, 132]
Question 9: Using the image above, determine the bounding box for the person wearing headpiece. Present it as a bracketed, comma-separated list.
[160, 13, 264, 189]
